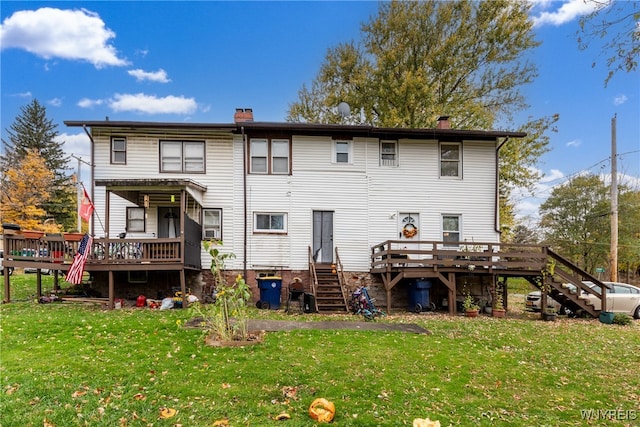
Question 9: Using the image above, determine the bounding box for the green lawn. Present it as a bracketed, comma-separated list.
[1, 273, 638, 426]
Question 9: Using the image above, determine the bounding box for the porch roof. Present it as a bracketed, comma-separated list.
[95, 178, 207, 205]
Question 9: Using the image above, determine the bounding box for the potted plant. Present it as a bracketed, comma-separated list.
[462, 292, 480, 317]
[492, 282, 506, 318]
[542, 307, 557, 321]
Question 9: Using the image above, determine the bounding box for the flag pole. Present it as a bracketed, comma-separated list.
[81, 183, 106, 236]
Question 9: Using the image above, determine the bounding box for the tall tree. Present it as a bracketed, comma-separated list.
[288, 0, 540, 128]
[577, 0, 640, 86]
[539, 174, 610, 273]
[287, 0, 556, 231]
[617, 188, 640, 279]
[0, 99, 76, 230]
[0, 149, 55, 231]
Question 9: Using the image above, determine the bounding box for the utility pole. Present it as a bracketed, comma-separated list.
[610, 114, 618, 282]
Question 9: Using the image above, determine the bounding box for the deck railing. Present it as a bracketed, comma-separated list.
[2, 234, 185, 267]
[371, 240, 548, 273]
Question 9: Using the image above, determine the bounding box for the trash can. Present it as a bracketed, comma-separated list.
[257, 276, 282, 309]
[408, 279, 432, 312]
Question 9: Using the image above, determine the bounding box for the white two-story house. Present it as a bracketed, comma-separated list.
[54, 110, 529, 311]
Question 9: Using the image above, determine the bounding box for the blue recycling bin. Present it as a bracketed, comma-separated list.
[257, 276, 282, 309]
[408, 279, 432, 312]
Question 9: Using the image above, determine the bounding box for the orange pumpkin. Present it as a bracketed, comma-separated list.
[308, 398, 335, 423]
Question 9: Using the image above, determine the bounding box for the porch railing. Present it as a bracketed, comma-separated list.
[2, 234, 188, 267]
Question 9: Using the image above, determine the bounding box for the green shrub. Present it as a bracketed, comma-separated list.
[612, 312, 632, 325]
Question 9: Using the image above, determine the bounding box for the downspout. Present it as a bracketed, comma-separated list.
[82, 125, 96, 237]
[495, 137, 510, 233]
[242, 126, 248, 279]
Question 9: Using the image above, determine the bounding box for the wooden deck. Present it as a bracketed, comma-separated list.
[2, 234, 201, 308]
[371, 240, 609, 316]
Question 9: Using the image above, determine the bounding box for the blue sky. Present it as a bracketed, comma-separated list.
[1, 1, 638, 221]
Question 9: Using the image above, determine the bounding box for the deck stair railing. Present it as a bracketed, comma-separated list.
[528, 248, 610, 317]
[334, 248, 350, 312]
[308, 246, 320, 313]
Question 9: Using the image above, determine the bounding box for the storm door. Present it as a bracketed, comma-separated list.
[158, 207, 180, 238]
[313, 211, 334, 263]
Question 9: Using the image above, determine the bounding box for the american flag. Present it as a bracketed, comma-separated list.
[65, 234, 93, 285]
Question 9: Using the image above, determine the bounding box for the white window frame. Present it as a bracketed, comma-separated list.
[250, 139, 268, 174]
[203, 208, 222, 240]
[111, 137, 126, 164]
[440, 142, 462, 178]
[334, 140, 352, 164]
[442, 214, 461, 246]
[127, 207, 146, 232]
[160, 140, 205, 173]
[250, 138, 290, 174]
[254, 212, 287, 233]
[271, 139, 290, 174]
[380, 140, 398, 166]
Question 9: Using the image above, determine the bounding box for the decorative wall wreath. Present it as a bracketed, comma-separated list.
[402, 223, 418, 238]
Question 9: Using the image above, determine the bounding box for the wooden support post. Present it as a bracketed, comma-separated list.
[36, 272, 42, 298]
[3, 271, 10, 303]
[108, 270, 114, 310]
[180, 269, 187, 309]
[386, 287, 392, 313]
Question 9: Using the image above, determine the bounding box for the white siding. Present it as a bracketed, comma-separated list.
[90, 128, 501, 272]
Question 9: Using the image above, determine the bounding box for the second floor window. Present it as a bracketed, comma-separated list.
[440, 143, 461, 177]
[334, 140, 351, 163]
[160, 140, 205, 173]
[380, 140, 398, 166]
[250, 138, 290, 174]
[111, 137, 126, 164]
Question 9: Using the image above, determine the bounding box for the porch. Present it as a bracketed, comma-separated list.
[370, 240, 610, 317]
[2, 232, 202, 307]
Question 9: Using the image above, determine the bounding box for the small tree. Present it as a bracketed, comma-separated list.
[189, 241, 251, 341]
[0, 149, 59, 232]
[1, 99, 76, 230]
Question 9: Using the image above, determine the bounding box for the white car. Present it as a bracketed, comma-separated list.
[526, 282, 640, 319]
[581, 281, 640, 319]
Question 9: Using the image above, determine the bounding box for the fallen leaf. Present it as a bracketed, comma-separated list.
[159, 407, 177, 419]
[212, 419, 229, 426]
[72, 390, 87, 398]
[133, 393, 146, 401]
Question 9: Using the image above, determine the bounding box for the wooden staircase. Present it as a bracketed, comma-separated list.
[313, 263, 349, 313]
[526, 248, 611, 317]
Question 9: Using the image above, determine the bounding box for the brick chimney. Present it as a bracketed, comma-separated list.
[234, 108, 254, 123]
[436, 115, 450, 129]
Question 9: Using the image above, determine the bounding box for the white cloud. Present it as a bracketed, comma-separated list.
[48, 97, 62, 107]
[128, 68, 170, 83]
[513, 168, 566, 219]
[613, 94, 628, 106]
[108, 93, 197, 114]
[77, 98, 104, 108]
[0, 7, 128, 68]
[11, 91, 32, 98]
[531, 0, 598, 27]
[566, 139, 581, 148]
[57, 132, 91, 159]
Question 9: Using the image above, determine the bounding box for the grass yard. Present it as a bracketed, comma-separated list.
[1, 273, 638, 426]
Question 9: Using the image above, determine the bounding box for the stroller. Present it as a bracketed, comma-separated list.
[350, 286, 385, 321]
